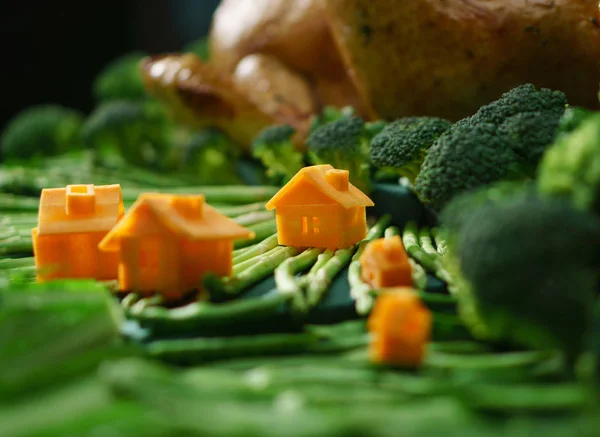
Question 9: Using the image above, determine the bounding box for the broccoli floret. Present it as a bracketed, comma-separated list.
[414, 84, 567, 211]
[251, 124, 304, 185]
[306, 116, 373, 192]
[182, 37, 210, 61]
[442, 192, 600, 363]
[440, 180, 534, 235]
[538, 113, 600, 215]
[82, 100, 172, 168]
[93, 52, 147, 102]
[182, 128, 242, 185]
[555, 106, 593, 139]
[1, 105, 84, 160]
[370, 117, 452, 183]
[309, 106, 356, 133]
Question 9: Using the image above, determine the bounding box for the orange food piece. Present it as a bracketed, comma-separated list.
[32, 184, 124, 282]
[360, 236, 413, 289]
[367, 288, 432, 367]
[265, 165, 374, 250]
[98, 193, 255, 299]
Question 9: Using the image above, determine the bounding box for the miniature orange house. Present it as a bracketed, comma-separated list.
[265, 165, 374, 249]
[360, 235, 413, 289]
[32, 184, 124, 282]
[98, 193, 255, 297]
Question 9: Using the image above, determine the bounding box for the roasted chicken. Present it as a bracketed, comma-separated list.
[141, 0, 600, 150]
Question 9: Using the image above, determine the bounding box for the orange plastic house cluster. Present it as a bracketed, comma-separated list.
[360, 235, 413, 289]
[31, 165, 375, 296]
[32, 185, 254, 298]
[266, 165, 373, 250]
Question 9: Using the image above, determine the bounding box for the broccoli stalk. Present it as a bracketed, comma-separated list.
[414, 84, 567, 211]
[251, 125, 305, 185]
[441, 189, 600, 364]
[1, 105, 84, 160]
[306, 116, 373, 193]
[370, 117, 452, 183]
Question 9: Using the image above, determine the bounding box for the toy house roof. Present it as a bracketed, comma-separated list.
[265, 165, 374, 210]
[98, 193, 255, 252]
[37, 184, 124, 235]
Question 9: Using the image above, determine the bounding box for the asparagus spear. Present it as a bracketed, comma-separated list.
[233, 246, 287, 275]
[234, 220, 278, 249]
[0, 235, 33, 256]
[275, 248, 324, 314]
[205, 246, 299, 301]
[0, 257, 35, 270]
[232, 234, 278, 264]
[431, 227, 449, 256]
[418, 226, 439, 257]
[232, 211, 275, 227]
[308, 215, 392, 309]
[402, 221, 452, 283]
[0, 194, 39, 212]
[215, 202, 267, 218]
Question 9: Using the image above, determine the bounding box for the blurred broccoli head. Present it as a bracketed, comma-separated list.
[370, 117, 452, 183]
[538, 113, 600, 216]
[555, 106, 593, 140]
[82, 100, 173, 168]
[443, 191, 600, 362]
[306, 116, 373, 192]
[251, 124, 304, 185]
[93, 52, 148, 102]
[182, 128, 242, 185]
[1, 105, 84, 160]
[414, 84, 567, 211]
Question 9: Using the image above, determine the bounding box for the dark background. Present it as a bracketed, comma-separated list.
[1, 0, 221, 131]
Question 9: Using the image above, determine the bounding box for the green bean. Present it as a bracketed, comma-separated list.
[146, 332, 318, 364]
[129, 291, 290, 335]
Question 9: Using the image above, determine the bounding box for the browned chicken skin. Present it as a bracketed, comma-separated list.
[326, 0, 600, 120]
[141, 0, 600, 150]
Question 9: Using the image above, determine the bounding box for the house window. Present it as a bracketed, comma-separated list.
[302, 216, 308, 234]
[312, 217, 320, 234]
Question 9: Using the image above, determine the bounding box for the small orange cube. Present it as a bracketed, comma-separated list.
[360, 235, 413, 289]
[265, 165, 374, 250]
[32, 184, 124, 282]
[368, 288, 432, 367]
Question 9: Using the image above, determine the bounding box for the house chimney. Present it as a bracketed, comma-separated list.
[170, 195, 205, 219]
[66, 184, 96, 215]
[326, 169, 349, 191]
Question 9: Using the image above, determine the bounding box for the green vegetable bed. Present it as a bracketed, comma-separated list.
[1, 155, 598, 437]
